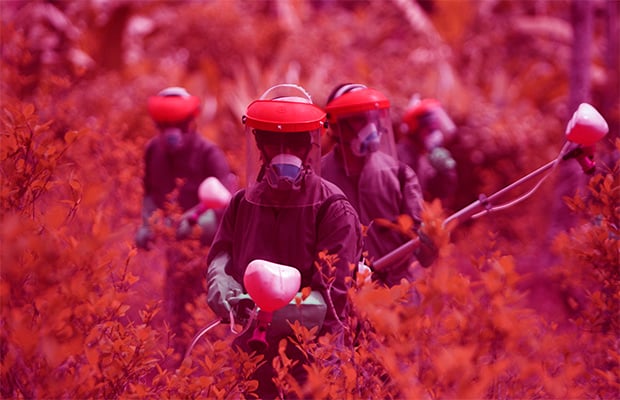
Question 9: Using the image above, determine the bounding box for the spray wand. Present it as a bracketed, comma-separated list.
[372, 103, 609, 272]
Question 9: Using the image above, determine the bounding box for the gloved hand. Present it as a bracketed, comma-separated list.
[176, 206, 200, 240]
[207, 276, 243, 322]
[414, 228, 438, 268]
[176, 218, 193, 240]
[197, 209, 218, 245]
[429, 147, 456, 172]
[135, 225, 154, 250]
[207, 253, 243, 322]
[356, 261, 373, 283]
[228, 294, 255, 327]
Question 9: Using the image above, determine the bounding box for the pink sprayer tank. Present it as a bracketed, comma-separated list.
[243, 259, 301, 312]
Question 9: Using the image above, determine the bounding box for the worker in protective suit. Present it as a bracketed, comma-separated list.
[206, 84, 362, 398]
[397, 97, 458, 209]
[136, 86, 236, 248]
[321, 84, 438, 288]
[136, 86, 236, 358]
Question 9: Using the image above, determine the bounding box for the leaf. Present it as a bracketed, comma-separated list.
[44, 204, 68, 229]
[64, 130, 79, 144]
[69, 178, 82, 192]
[23, 103, 35, 116]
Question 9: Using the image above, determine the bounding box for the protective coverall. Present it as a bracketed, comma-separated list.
[322, 148, 428, 287]
[206, 172, 362, 397]
[141, 131, 233, 356]
[142, 133, 232, 215]
[397, 138, 458, 208]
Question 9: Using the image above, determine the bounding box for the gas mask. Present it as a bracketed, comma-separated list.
[350, 122, 381, 157]
[424, 129, 444, 151]
[265, 154, 304, 191]
[162, 127, 186, 152]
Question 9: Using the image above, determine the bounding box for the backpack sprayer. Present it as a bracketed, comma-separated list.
[372, 103, 610, 272]
[184, 259, 327, 360]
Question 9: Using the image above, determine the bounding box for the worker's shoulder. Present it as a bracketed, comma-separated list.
[194, 135, 222, 150]
[320, 177, 346, 197]
[318, 179, 358, 218]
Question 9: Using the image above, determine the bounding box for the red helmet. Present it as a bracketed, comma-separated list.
[243, 85, 326, 133]
[324, 84, 396, 164]
[401, 98, 443, 134]
[147, 87, 200, 124]
[324, 84, 390, 125]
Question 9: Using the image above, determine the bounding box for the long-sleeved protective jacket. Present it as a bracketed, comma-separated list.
[321, 149, 424, 286]
[397, 139, 457, 206]
[206, 173, 362, 336]
[143, 133, 232, 215]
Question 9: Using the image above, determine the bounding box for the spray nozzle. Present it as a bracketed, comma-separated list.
[563, 145, 597, 174]
[565, 103, 609, 146]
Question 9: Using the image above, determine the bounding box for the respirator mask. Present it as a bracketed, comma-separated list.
[350, 122, 382, 157]
[162, 127, 187, 152]
[424, 129, 444, 150]
[265, 154, 304, 191]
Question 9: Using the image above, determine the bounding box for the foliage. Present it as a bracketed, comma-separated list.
[1, 1, 618, 398]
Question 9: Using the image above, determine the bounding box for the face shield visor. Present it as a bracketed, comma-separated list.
[257, 130, 312, 191]
[329, 108, 397, 176]
[404, 100, 456, 151]
[243, 84, 326, 207]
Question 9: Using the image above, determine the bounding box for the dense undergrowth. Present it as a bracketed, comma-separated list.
[2, 1, 619, 398]
[1, 93, 618, 399]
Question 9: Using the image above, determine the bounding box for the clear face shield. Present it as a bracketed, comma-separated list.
[330, 108, 397, 176]
[243, 84, 325, 207]
[408, 102, 456, 151]
[245, 127, 322, 207]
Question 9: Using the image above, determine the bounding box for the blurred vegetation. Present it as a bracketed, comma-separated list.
[1, 0, 618, 398]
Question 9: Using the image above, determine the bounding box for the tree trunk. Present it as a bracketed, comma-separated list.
[545, 0, 594, 260]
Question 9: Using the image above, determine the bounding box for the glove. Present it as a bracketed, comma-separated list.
[176, 218, 193, 240]
[355, 261, 373, 283]
[135, 225, 154, 250]
[206, 253, 243, 322]
[429, 147, 456, 172]
[197, 209, 218, 245]
[208, 276, 242, 322]
[415, 228, 438, 268]
[227, 294, 256, 327]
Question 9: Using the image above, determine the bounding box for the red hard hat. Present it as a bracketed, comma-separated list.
[147, 87, 200, 124]
[243, 97, 326, 133]
[325, 84, 390, 124]
[401, 98, 442, 133]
